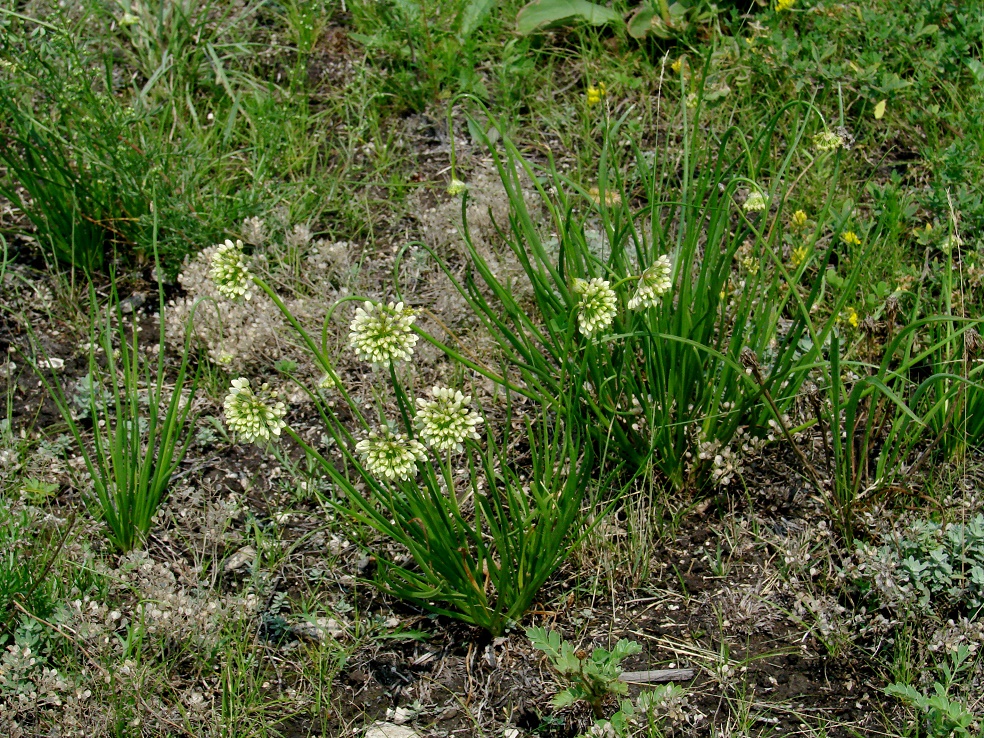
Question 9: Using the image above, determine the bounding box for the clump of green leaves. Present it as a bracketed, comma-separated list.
[527, 627, 641, 718]
[580, 684, 689, 738]
[853, 515, 984, 617]
[217, 251, 600, 636]
[33, 283, 199, 552]
[886, 645, 977, 738]
[416, 102, 840, 491]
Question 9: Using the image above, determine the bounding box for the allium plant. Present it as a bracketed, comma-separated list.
[398, 98, 848, 489]
[208, 248, 595, 635]
[33, 282, 199, 551]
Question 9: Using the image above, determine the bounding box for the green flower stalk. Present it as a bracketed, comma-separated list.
[628, 255, 673, 310]
[223, 378, 287, 443]
[209, 239, 252, 301]
[572, 278, 617, 337]
[348, 301, 418, 365]
[356, 429, 427, 481]
[415, 387, 482, 452]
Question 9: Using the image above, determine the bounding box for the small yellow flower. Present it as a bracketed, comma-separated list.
[777, 0, 795, 11]
[791, 210, 808, 229]
[671, 58, 684, 74]
[790, 245, 809, 267]
[841, 231, 862, 246]
[844, 307, 860, 328]
[586, 83, 606, 106]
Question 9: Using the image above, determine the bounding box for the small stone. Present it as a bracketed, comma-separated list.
[364, 723, 421, 738]
[120, 292, 147, 314]
[224, 546, 256, 573]
[39, 357, 65, 371]
[386, 706, 417, 725]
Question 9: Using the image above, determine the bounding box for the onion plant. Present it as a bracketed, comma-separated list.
[210, 243, 601, 635]
[399, 96, 849, 489]
[33, 283, 199, 551]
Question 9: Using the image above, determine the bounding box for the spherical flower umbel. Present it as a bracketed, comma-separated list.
[573, 278, 617, 337]
[813, 130, 844, 152]
[415, 387, 483, 452]
[223, 378, 287, 444]
[209, 239, 252, 301]
[743, 191, 768, 212]
[447, 179, 467, 196]
[355, 430, 427, 481]
[348, 301, 418, 365]
[628, 255, 673, 310]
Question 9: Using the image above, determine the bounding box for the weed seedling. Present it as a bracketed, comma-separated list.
[527, 627, 641, 718]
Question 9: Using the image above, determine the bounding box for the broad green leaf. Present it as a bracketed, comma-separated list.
[627, 7, 657, 38]
[516, 0, 622, 35]
[459, 0, 496, 40]
[967, 58, 984, 85]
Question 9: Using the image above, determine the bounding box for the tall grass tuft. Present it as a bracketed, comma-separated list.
[32, 277, 199, 551]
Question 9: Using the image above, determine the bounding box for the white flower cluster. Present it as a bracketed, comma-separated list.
[628, 255, 673, 310]
[208, 239, 253, 301]
[348, 301, 418, 365]
[572, 277, 617, 337]
[415, 387, 483, 452]
[223, 378, 287, 444]
[355, 430, 427, 481]
[743, 191, 768, 212]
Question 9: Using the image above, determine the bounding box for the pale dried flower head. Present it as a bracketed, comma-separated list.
[241, 217, 266, 246]
[287, 224, 313, 249]
[349, 301, 418, 365]
[355, 430, 427, 481]
[588, 186, 621, 207]
[573, 277, 617, 337]
[223, 378, 287, 443]
[415, 387, 483, 452]
[209, 239, 253, 301]
[628, 255, 672, 310]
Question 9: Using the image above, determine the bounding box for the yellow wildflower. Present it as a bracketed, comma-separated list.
[791, 210, 808, 229]
[790, 245, 809, 267]
[586, 83, 606, 106]
[841, 231, 862, 246]
[671, 58, 684, 74]
[777, 0, 795, 11]
[844, 307, 859, 328]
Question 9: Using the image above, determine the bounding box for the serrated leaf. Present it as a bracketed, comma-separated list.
[873, 99, 887, 120]
[516, 0, 622, 35]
